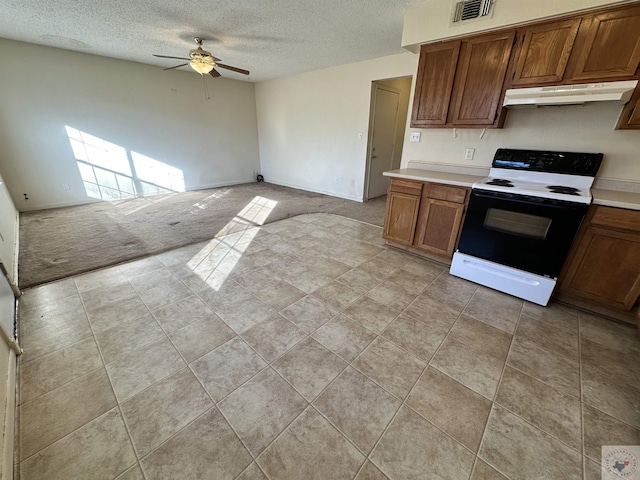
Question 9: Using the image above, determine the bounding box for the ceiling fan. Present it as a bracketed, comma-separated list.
[153, 37, 250, 78]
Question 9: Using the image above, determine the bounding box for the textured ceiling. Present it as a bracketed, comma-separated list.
[0, 0, 427, 82]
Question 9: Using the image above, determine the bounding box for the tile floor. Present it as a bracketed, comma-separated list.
[15, 213, 640, 480]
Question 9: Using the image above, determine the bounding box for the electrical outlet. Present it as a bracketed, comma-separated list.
[410, 132, 421, 143]
[357, 133, 363, 140]
[465, 148, 475, 160]
[62, 182, 70, 190]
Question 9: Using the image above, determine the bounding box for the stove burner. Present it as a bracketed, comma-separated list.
[546, 185, 580, 195]
[486, 179, 513, 187]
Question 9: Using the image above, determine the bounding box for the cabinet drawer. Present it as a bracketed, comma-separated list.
[389, 178, 423, 196]
[590, 205, 640, 233]
[425, 183, 468, 203]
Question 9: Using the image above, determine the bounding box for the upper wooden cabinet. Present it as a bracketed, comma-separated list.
[512, 19, 581, 86]
[411, 3, 640, 129]
[411, 31, 514, 128]
[449, 31, 515, 126]
[567, 4, 640, 82]
[617, 83, 640, 129]
[411, 42, 460, 126]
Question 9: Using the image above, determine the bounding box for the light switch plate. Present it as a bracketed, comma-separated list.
[410, 132, 421, 143]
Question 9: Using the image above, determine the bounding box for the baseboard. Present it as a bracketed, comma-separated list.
[16, 178, 363, 212]
[185, 178, 256, 191]
[263, 180, 364, 203]
[16, 178, 257, 212]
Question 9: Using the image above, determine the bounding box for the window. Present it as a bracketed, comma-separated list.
[66, 126, 185, 200]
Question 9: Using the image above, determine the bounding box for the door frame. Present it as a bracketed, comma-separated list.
[364, 82, 401, 201]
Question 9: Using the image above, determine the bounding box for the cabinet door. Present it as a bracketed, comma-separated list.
[560, 226, 640, 311]
[383, 191, 421, 246]
[449, 31, 516, 126]
[512, 19, 581, 86]
[414, 198, 465, 257]
[617, 85, 640, 130]
[411, 41, 461, 126]
[568, 5, 640, 81]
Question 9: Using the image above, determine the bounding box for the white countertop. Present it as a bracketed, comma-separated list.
[385, 168, 640, 211]
[383, 168, 484, 188]
[592, 189, 640, 211]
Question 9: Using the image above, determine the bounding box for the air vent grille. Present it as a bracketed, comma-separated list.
[451, 0, 494, 24]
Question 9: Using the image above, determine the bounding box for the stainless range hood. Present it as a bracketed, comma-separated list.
[503, 80, 638, 107]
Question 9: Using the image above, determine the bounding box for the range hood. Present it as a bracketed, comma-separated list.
[503, 80, 638, 107]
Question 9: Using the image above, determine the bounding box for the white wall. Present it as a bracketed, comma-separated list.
[402, 102, 640, 180]
[0, 339, 16, 480]
[402, 0, 632, 52]
[255, 53, 417, 202]
[0, 38, 260, 212]
[0, 173, 18, 287]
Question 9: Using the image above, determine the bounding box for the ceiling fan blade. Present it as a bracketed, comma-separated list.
[153, 54, 190, 61]
[163, 63, 189, 70]
[216, 63, 250, 75]
[209, 67, 222, 78]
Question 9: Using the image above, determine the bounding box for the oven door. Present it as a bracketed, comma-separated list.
[457, 189, 589, 278]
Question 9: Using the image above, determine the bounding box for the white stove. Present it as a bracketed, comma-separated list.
[450, 148, 603, 306]
[474, 168, 594, 204]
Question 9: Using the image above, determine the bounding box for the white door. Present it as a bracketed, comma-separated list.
[367, 85, 400, 199]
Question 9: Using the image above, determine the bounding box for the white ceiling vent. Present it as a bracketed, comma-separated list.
[450, 0, 495, 25]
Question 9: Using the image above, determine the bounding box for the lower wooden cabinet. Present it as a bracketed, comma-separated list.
[383, 191, 421, 245]
[413, 184, 468, 257]
[383, 178, 422, 246]
[383, 178, 469, 261]
[558, 205, 640, 313]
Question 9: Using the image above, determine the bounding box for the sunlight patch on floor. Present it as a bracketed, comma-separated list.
[192, 188, 232, 211]
[186, 196, 278, 290]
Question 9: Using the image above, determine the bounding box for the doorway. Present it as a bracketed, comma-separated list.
[364, 76, 412, 200]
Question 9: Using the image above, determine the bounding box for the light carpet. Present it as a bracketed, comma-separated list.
[19, 183, 387, 288]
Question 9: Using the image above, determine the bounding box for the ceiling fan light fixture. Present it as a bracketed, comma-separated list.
[189, 56, 214, 75]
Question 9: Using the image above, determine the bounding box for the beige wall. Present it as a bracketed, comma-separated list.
[402, 0, 633, 51]
[255, 53, 417, 201]
[0, 38, 260, 212]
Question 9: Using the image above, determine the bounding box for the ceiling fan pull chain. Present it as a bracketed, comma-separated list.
[203, 75, 211, 100]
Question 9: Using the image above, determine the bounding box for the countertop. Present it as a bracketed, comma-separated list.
[385, 168, 640, 210]
[383, 168, 485, 188]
